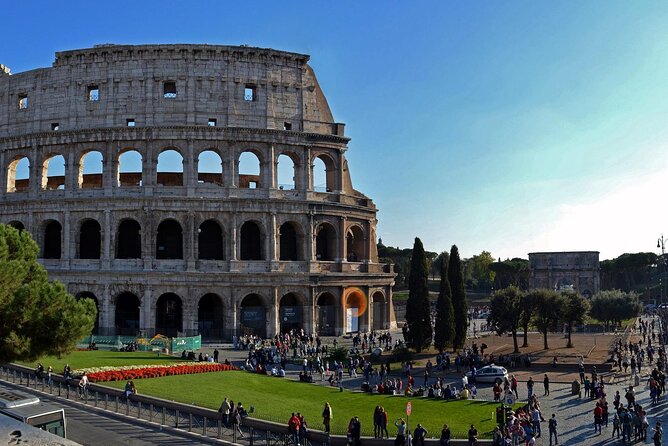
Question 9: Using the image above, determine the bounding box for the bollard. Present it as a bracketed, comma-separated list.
[149, 404, 153, 422]
[203, 416, 207, 436]
[115, 395, 119, 412]
[189, 413, 193, 432]
[175, 409, 180, 428]
[105, 393, 108, 410]
[162, 407, 166, 425]
[217, 419, 222, 439]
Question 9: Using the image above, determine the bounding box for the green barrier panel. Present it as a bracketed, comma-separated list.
[170, 335, 201, 352]
[79, 335, 137, 346]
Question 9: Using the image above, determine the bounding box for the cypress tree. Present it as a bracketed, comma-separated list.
[404, 237, 433, 352]
[448, 244, 468, 349]
[434, 253, 455, 351]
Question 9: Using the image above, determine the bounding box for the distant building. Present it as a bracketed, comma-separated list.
[528, 251, 600, 297]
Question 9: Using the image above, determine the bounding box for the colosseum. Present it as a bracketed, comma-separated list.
[0, 44, 396, 340]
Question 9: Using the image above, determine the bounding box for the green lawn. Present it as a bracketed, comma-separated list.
[106, 371, 499, 438]
[18, 350, 182, 372]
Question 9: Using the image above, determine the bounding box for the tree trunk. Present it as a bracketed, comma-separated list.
[522, 324, 529, 347]
[543, 329, 548, 350]
[567, 323, 573, 348]
[512, 330, 519, 353]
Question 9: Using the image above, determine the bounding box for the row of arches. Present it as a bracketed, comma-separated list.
[8, 218, 366, 262]
[6, 148, 337, 192]
[79, 290, 388, 339]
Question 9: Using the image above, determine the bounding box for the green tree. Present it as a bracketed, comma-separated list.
[490, 258, 530, 290]
[519, 291, 538, 347]
[0, 224, 97, 363]
[404, 237, 433, 351]
[464, 251, 496, 292]
[532, 289, 564, 350]
[590, 290, 643, 330]
[434, 256, 455, 351]
[487, 286, 523, 353]
[448, 245, 468, 349]
[561, 290, 589, 348]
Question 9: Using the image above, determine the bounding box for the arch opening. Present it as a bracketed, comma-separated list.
[315, 223, 337, 261]
[7, 156, 30, 193]
[312, 155, 336, 192]
[277, 154, 296, 190]
[156, 220, 183, 259]
[116, 219, 141, 259]
[238, 151, 261, 189]
[279, 222, 300, 261]
[372, 291, 386, 330]
[157, 149, 184, 186]
[43, 220, 62, 259]
[79, 219, 101, 259]
[317, 293, 337, 336]
[155, 293, 183, 337]
[240, 294, 266, 338]
[279, 293, 303, 333]
[42, 154, 65, 190]
[76, 292, 100, 335]
[115, 292, 140, 336]
[8, 221, 25, 232]
[240, 221, 263, 260]
[79, 151, 104, 189]
[198, 220, 224, 260]
[346, 226, 365, 262]
[118, 150, 143, 187]
[198, 293, 224, 340]
[197, 150, 223, 185]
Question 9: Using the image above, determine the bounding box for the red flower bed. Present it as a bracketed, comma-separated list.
[88, 363, 236, 382]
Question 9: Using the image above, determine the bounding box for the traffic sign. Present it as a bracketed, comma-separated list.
[406, 401, 412, 416]
[505, 396, 514, 406]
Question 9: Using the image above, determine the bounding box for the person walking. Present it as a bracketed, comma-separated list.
[527, 377, 534, 401]
[593, 402, 603, 435]
[653, 421, 663, 446]
[288, 412, 301, 446]
[543, 374, 550, 396]
[219, 397, 231, 427]
[322, 402, 332, 434]
[548, 413, 558, 446]
[413, 423, 427, 446]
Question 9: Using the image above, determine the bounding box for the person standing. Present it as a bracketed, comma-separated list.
[288, 412, 301, 446]
[593, 402, 603, 435]
[543, 374, 550, 396]
[413, 423, 427, 446]
[394, 418, 406, 446]
[531, 405, 542, 438]
[548, 413, 558, 446]
[653, 421, 663, 446]
[527, 377, 534, 401]
[373, 406, 382, 438]
[381, 407, 389, 439]
[298, 413, 308, 446]
[511, 375, 518, 399]
[213, 348, 219, 363]
[468, 424, 478, 446]
[349, 416, 361, 446]
[322, 402, 332, 434]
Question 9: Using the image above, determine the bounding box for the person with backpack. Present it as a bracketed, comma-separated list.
[548, 413, 558, 446]
[288, 413, 301, 446]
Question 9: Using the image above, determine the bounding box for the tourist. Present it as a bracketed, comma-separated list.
[373, 406, 382, 438]
[124, 380, 137, 399]
[322, 402, 332, 434]
[394, 418, 406, 446]
[531, 405, 542, 438]
[232, 404, 244, 438]
[467, 424, 478, 446]
[348, 416, 361, 446]
[440, 424, 451, 446]
[548, 413, 558, 446]
[219, 397, 231, 427]
[78, 372, 89, 399]
[543, 374, 550, 396]
[413, 423, 427, 446]
[653, 421, 663, 446]
[46, 366, 53, 386]
[380, 407, 389, 438]
[527, 377, 534, 401]
[593, 402, 603, 434]
[298, 413, 308, 445]
[612, 413, 621, 439]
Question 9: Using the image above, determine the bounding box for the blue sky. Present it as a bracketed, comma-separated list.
[3, 1, 668, 260]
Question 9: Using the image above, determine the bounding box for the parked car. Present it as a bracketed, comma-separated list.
[466, 364, 508, 384]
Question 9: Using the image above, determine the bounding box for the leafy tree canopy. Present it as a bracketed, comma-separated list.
[0, 224, 97, 363]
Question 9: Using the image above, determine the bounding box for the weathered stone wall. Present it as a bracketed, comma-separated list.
[0, 44, 395, 339]
[529, 251, 600, 297]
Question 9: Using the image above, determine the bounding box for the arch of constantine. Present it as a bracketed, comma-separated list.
[0, 44, 396, 339]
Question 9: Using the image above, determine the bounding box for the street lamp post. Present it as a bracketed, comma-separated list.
[658, 235, 665, 304]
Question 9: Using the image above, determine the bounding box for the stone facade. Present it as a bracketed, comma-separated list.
[0, 44, 395, 339]
[528, 251, 600, 297]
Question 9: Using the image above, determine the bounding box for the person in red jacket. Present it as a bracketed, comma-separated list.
[288, 413, 301, 445]
[593, 402, 603, 434]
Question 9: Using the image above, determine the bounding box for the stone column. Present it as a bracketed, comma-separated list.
[304, 147, 312, 191]
[30, 144, 40, 198]
[102, 210, 111, 269]
[184, 144, 195, 189]
[266, 144, 276, 189]
[143, 209, 153, 271]
[142, 287, 153, 337]
[307, 213, 314, 261]
[101, 284, 112, 336]
[338, 217, 346, 262]
[187, 212, 196, 270]
[336, 152, 344, 193]
[63, 210, 71, 261]
[65, 151, 76, 195]
[269, 213, 278, 263]
[268, 287, 279, 337]
[103, 143, 114, 194]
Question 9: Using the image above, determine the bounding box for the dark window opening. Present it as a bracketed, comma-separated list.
[79, 219, 101, 259]
[198, 220, 224, 260]
[240, 221, 263, 260]
[18, 94, 28, 109]
[279, 293, 303, 333]
[240, 294, 266, 338]
[244, 85, 255, 101]
[88, 85, 99, 101]
[8, 221, 25, 232]
[156, 293, 182, 337]
[208, 118, 217, 127]
[198, 294, 224, 339]
[115, 292, 140, 336]
[279, 223, 299, 261]
[116, 220, 141, 259]
[315, 225, 336, 261]
[283, 122, 292, 131]
[51, 123, 59, 131]
[163, 81, 177, 99]
[126, 119, 136, 127]
[43, 221, 62, 259]
[156, 220, 183, 259]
